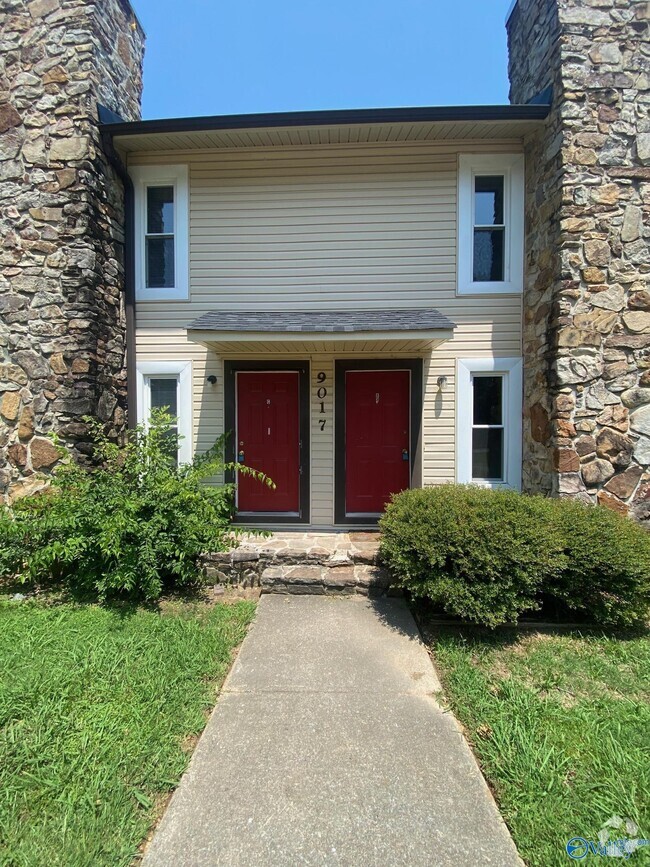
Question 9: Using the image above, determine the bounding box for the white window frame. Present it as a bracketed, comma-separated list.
[136, 361, 193, 464]
[131, 164, 189, 301]
[456, 357, 522, 490]
[457, 154, 524, 295]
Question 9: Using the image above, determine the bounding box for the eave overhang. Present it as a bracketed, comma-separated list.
[100, 103, 550, 154]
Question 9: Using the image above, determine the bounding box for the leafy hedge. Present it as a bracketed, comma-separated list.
[379, 485, 650, 628]
[0, 412, 272, 600]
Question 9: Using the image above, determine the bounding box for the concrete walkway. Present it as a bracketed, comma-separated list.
[143, 597, 521, 866]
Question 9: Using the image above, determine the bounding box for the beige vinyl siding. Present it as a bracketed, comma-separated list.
[130, 140, 523, 325]
[133, 138, 523, 526]
[135, 331, 220, 458]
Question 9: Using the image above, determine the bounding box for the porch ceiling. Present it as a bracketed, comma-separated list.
[186, 308, 455, 353]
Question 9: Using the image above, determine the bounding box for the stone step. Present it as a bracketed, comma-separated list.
[260, 564, 398, 596]
[253, 546, 379, 567]
[202, 531, 385, 591]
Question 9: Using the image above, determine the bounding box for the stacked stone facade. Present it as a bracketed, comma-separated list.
[0, 0, 144, 502]
[508, 0, 650, 522]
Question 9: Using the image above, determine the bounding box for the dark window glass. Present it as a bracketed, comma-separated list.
[147, 186, 174, 234]
[474, 176, 504, 225]
[146, 237, 175, 288]
[149, 377, 178, 416]
[473, 376, 502, 425]
[473, 228, 505, 282]
[149, 377, 179, 465]
[472, 428, 504, 480]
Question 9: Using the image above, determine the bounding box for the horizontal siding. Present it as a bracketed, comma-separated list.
[130, 142, 523, 347]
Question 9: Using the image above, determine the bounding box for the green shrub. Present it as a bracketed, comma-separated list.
[379, 485, 564, 627]
[379, 485, 650, 628]
[543, 497, 650, 628]
[0, 412, 272, 600]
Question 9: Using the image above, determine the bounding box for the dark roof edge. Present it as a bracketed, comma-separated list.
[101, 103, 550, 138]
[505, 0, 519, 25]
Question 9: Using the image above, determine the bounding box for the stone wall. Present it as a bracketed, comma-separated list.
[508, 0, 650, 522]
[0, 0, 144, 503]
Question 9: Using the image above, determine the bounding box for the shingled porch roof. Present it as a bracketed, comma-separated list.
[186, 309, 455, 352]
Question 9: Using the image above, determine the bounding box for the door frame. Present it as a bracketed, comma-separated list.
[224, 360, 310, 524]
[334, 359, 423, 525]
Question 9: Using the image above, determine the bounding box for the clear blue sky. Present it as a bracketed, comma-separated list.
[133, 0, 513, 120]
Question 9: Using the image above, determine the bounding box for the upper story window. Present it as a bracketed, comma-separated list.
[457, 154, 524, 295]
[146, 186, 175, 288]
[131, 165, 189, 301]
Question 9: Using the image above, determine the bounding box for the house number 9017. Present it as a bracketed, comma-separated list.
[317, 372, 327, 431]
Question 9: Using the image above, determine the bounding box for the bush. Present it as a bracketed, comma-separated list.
[379, 485, 564, 627]
[379, 485, 650, 628]
[544, 498, 650, 628]
[0, 412, 273, 600]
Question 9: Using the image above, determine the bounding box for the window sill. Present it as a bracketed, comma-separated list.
[457, 283, 523, 296]
[136, 287, 189, 302]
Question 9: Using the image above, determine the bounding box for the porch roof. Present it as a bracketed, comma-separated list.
[186, 308, 455, 352]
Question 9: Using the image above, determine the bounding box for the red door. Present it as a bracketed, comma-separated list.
[237, 372, 300, 513]
[345, 370, 410, 514]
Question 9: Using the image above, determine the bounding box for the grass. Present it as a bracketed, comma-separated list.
[420, 618, 650, 867]
[0, 596, 255, 867]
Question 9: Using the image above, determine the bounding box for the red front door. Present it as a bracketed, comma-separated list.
[236, 372, 300, 513]
[345, 370, 411, 515]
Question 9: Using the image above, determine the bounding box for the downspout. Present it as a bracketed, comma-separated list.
[100, 127, 137, 430]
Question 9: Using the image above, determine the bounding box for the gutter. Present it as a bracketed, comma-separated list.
[99, 108, 137, 430]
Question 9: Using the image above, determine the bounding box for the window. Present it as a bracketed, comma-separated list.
[457, 154, 524, 295]
[148, 376, 179, 462]
[472, 375, 504, 480]
[456, 357, 522, 489]
[131, 165, 189, 300]
[473, 177, 505, 282]
[145, 186, 175, 288]
[136, 361, 193, 464]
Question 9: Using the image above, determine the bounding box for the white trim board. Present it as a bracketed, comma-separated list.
[456, 356, 522, 490]
[457, 153, 524, 296]
[130, 164, 189, 301]
[136, 360, 193, 464]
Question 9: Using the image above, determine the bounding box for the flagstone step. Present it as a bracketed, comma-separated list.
[201, 531, 397, 595]
[260, 564, 397, 596]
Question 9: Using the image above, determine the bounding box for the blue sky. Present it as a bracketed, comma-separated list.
[133, 0, 513, 120]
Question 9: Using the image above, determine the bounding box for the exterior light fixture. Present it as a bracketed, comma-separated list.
[437, 375, 448, 390]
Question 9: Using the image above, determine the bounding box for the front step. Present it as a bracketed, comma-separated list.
[260, 564, 396, 596]
[202, 532, 397, 596]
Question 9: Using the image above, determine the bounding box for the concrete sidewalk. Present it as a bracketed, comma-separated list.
[143, 597, 521, 866]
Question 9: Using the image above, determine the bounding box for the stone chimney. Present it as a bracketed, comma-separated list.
[507, 0, 650, 523]
[0, 0, 145, 502]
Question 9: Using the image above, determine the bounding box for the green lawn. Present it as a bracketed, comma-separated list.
[0, 597, 255, 867]
[421, 619, 650, 866]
